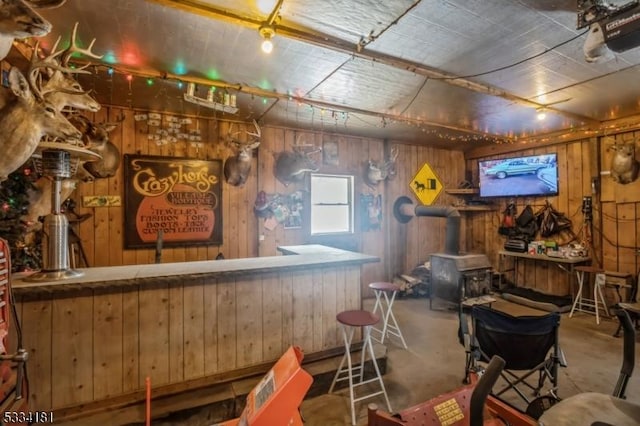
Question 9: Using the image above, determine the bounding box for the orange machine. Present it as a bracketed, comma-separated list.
[216, 345, 313, 426]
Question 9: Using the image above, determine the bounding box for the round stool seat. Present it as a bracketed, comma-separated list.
[575, 266, 604, 273]
[337, 310, 380, 327]
[369, 281, 400, 292]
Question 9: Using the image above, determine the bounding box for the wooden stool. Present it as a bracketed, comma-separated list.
[570, 266, 609, 324]
[329, 310, 391, 425]
[369, 282, 407, 349]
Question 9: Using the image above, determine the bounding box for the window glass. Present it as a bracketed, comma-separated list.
[310, 174, 354, 235]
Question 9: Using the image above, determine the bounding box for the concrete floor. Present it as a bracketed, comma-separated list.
[300, 297, 640, 426]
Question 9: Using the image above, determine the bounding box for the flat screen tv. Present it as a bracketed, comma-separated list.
[478, 153, 558, 198]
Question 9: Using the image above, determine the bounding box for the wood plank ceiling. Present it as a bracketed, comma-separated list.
[24, 0, 640, 151]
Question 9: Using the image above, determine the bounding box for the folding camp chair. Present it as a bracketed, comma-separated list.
[461, 305, 566, 408]
[613, 308, 636, 399]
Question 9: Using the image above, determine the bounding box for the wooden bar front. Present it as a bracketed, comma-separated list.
[11, 246, 378, 415]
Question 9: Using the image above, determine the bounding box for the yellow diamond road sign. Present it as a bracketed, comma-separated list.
[410, 163, 443, 205]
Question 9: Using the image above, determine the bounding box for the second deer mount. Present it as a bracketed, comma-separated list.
[274, 136, 322, 186]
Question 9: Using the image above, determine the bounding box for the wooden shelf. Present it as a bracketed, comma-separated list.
[446, 187, 494, 211]
[455, 205, 496, 212]
[183, 94, 238, 114]
[445, 188, 479, 195]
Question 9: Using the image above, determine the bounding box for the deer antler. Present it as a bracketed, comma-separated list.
[28, 41, 75, 101]
[388, 146, 399, 162]
[61, 22, 104, 69]
[247, 119, 261, 140]
[27, 23, 101, 101]
[227, 120, 261, 148]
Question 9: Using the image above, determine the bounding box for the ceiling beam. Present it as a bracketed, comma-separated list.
[145, 0, 599, 128]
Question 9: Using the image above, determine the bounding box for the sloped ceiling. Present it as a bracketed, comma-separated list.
[21, 0, 640, 151]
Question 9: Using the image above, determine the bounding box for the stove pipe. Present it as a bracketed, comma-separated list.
[394, 196, 461, 255]
[414, 206, 460, 255]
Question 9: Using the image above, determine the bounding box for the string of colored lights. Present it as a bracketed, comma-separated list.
[76, 60, 512, 144]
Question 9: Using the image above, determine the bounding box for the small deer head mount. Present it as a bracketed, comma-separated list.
[274, 134, 321, 186]
[68, 114, 124, 181]
[609, 140, 639, 185]
[365, 146, 398, 186]
[223, 120, 261, 186]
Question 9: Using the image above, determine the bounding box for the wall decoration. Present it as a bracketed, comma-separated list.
[364, 146, 398, 186]
[360, 194, 382, 231]
[123, 155, 222, 248]
[254, 190, 306, 230]
[136, 112, 201, 147]
[323, 138, 339, 166]
[608, 140, 639, 184]
[410, 162, 443, 205]
[82, 195, 121, 207]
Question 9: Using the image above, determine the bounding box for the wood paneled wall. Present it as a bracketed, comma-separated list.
[68, 106, 466, 295]
[466, 135, 640, 298]
[34, 103, 640, 298]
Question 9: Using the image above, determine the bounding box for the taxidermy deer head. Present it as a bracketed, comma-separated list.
[0, 67, 82, 182]
[0, 23, 102, 113]
[68, 114, 122, 181]
[0, 0, 66, 60]
[609, 141, 639, 185]
[35, 22, 103, 112]
[223, 120, 261, 186]
[274, 135, 321, 186]
[365, 146, 398, 186]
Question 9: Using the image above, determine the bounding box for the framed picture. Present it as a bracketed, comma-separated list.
[323, 138, 339, 166]
[123, 154, 223, 248]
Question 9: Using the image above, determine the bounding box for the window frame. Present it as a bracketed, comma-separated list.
[309, 173, 355, 236]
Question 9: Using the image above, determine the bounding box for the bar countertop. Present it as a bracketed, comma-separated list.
[12, 245, 379, 293]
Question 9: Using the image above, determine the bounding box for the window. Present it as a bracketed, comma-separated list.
[310, 174, 354, 235]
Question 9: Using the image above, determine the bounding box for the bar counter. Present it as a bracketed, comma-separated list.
[11, 245, 379, 415]
[12, 244, 378, 293]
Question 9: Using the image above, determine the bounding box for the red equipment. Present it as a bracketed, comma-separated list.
[0, 238, 29, 425]
[368, 356, 536, 426]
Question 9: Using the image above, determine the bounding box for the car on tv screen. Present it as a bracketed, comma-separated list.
[478, 153, 558, 198]
[483, 159, 548, 179]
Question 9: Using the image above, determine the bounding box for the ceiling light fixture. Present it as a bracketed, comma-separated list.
[258, 0, 283, 54]
[259, 24, 275, 54]
[536, 108, 546, 121]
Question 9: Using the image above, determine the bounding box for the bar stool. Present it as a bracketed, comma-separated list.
[570, 266, 610, 324]
[369, 282, 408, 349]
[329, 310, 392, 425]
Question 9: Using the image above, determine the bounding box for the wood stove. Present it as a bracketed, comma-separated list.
[430, 253, 492, 308]
[392, 197, 493, 308]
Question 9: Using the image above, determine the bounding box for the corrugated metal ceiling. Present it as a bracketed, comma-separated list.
[19, 0, 640, 150]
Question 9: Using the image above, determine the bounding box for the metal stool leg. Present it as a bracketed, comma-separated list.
[363, 325, 392, 413]
[594, 273, 609, 325]
[384, 290, 408, 349]
[570, 270, 585, 318]
[371, 290, 386, 344]
[330, 323, 392, 424]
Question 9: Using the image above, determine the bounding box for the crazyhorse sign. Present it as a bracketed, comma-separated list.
[123, 155, 223, 248]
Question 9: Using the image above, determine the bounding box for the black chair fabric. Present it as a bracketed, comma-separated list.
[463, 305, 562, 407]
[472, 306, 559, 370]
